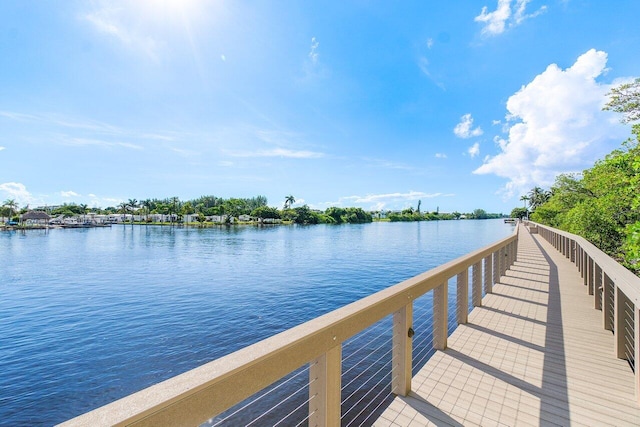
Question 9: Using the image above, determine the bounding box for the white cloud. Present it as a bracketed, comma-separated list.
[475, 0, 547, 36]
[514, 0, 547, 24]
[221, 54, 226, 62]
[454, 114, 484, 138]
[426, 38, 434, 49]
[0, 182, 35, 206]
[0, 146, 5, 151]
[417, 57, 445, 90]
[312, 191, 454, 211]
[309, 37, 319, 65]
[474, 49, 629, 198]
[226, 148, 324, 159]
[363, 158, 416, 171]
[475, 0, 511, 35]
[59, 137, 144, 150]
[468, 143, 480, 158]
[61, 191, 80, 198]
[82, 6, 160, 61]
[435, 153, 447, 158]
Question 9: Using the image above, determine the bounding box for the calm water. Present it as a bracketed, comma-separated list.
[0, 220, 513, 425]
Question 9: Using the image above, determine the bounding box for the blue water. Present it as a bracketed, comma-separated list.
[0, 220, 513, 425]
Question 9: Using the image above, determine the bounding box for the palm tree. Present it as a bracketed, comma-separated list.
[79, 203, 88, 224]
[3, 199, 18, 221]
[169, 197, 181, 225]
[127, 199, 138, 225]
[118, 202, 128, 223]
[141, 199, 152, 223]
[527, 187, 550, 211]
[520, 195, 530, 209]
[284, 195, 296, 209]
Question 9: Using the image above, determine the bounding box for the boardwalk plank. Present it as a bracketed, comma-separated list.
[374, 224, 640, 426]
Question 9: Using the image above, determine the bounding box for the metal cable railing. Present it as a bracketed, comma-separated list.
[62, 230, 520, 427]
[623, 298, 635, 372]
[340, 316, 394, 426]
[608, 282, 615, 334]
[207, 365, 310, 426]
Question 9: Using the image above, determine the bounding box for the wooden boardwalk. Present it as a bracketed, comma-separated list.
[375, 225, 640, 426]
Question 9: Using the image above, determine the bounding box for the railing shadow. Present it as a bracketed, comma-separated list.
[437, 229, 571, 424]
[395, 392, 464, 427]
[531, 234, 571, 424]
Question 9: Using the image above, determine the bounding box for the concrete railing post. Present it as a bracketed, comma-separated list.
[594, 263, 603, 310]
[433, 282, 448, 350]
[392, 303, 413, 397]
[483, 255, 493, 295]
[503, 245, 509, 276]
[603, 273, 613, 332]
[587, 257, 594, 296]
[582, 250, 588, 286]
[492, 250, 499, 287]
[309, 345, 342, 427]
[614, 287, 625, 359]
[456, 270, 468, 325]
[634, 304, 640, 404]
[472, 261, 482, 307]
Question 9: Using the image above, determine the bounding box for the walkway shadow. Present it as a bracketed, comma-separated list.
[531, 234, 570, 423]
[440, 231, 571, 424]
[396, 393, 464, 427]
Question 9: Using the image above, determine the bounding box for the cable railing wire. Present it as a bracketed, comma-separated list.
[210, 366, 310, 426]
[245, 376, 311, 427]
[272, 393, 312, 427]
[207, 271, 482, 426]
[343, 364, 394, 426]
[342, 343, 396, 394]
[342, 325, 392, 367]
[342, 318, 390, 352]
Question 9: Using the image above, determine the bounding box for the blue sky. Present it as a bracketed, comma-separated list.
[1, 1, 639, 213]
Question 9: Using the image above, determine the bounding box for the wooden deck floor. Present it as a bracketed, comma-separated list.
[374, 225, 640, 426]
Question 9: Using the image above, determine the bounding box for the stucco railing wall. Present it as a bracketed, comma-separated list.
[60, 227, 519, 427]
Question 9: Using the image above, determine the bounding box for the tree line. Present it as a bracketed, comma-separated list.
[2, 193, 505, 226]
[515, 78, 640, 275]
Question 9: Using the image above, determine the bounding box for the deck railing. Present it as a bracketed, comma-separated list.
[60, 226, 519, 427]
[527, 221, 640, 402]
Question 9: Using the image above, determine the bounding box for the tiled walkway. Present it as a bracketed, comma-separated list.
[375, 225, 640, 426]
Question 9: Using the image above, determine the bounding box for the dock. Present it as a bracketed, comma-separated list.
[375, 225, 640, 426]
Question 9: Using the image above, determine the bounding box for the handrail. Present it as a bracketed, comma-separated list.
[527, 221, 639, 403]
[527, 221, 640, 305]
[60, 225, 519, 427]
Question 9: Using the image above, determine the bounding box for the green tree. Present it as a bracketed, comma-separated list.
[182, 201, 195, 225]
[293, 205, 319, 224]
[284, 195, 296, 209]
[126, 199, 138, 224]
[473, 209, 488, 219]
[141, 199, 152, 222]
[510, 207, 528, 219]
[251, 206, 281, 220]
[2, 199, 18, 221]
[118, 202, 128, 223]
[531, 141, 640, 273]
[527, 187, 550, 212]
[604, 78, 640, 126]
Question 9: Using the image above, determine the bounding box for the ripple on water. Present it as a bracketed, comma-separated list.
[0, 220, 514, 425]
